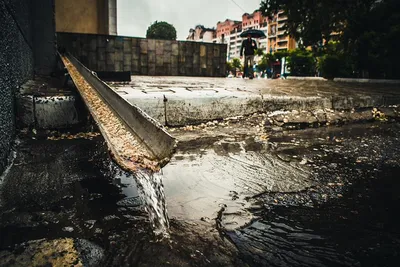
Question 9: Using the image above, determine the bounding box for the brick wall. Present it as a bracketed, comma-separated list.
[57, 33, 227, 77]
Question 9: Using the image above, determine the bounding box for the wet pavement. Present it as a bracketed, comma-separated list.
[1, 121, 400, 266]
[110, 77, 400, 126]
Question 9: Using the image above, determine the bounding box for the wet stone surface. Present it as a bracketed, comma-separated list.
[1, 122, 400, 266]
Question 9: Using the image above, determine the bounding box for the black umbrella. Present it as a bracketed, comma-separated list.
[239, 29, 266, 38]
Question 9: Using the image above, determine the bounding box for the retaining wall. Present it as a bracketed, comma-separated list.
[57, 32, 227, 77]
[0, 0, 56, 174]
[0, 0, 34, 174]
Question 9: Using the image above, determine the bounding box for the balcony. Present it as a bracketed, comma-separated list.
[278, 37, 288, 42]
[278, 30, 286, 36]
[278, 16, 288, 21]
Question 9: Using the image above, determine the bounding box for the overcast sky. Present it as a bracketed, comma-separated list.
[117, 0, 262, 40]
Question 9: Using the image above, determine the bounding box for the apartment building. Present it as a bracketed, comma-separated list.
[213, 11, 269, 60]
[188, 10, 296, 60]
[186, 25, 216, 43]
[266, 11, 296, 53]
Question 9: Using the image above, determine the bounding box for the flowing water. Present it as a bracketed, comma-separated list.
[134, 170, 169, 237]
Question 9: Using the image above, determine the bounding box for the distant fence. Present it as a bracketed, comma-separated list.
[57, 32, 227, 77]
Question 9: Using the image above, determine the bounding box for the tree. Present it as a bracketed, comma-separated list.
[286, 49, 316, 77]
[146, 21, 177, 40]
[229, 58, 242, 75]
[260, 0, 400, 78]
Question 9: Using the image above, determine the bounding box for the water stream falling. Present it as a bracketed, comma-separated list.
[134, 170, 170, 238]
[105, 159, 170, 238]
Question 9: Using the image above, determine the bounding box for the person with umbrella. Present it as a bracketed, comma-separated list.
[240, 30, 265, 79]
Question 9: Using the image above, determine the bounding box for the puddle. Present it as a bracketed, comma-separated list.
[163, 137, 313, 228]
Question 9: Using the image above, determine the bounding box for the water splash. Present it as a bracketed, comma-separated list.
[134, 170, 169, 238]
[104, 159, 169, 238]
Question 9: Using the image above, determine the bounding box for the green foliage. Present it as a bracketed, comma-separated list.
[257, 55, 268, 72]
[231, 58, 242, 70]
[146, 21, 177, 40]
[226, 61, 233, 72]
[286, 49, 316, 76]
[317, 42, 353, 79]
[260, 0, 400, 78]
[255, 49, 265, 57]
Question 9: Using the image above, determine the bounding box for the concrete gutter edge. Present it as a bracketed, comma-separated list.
[286, 76, 400, 84]
[333, 78, 400, 84]
[65, 53, 177, 161]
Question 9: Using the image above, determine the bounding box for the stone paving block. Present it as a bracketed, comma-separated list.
[200, 57, 207, 69]
[88, 52, 97, 68]
[140, 56, 148, 67]
[148, 53, 156, 64]
[141, 66, 148, 75]
[164, 64, 171, 75]
[97, 36, 106, 48]
[106, 38, 115, 52]
[212, 58, 219, 66]
[132, 48, 140, 60]
[193, 55, 199, 64]
[213, 46, 220, 57]
[148, 39, 156, 51]
[192, 67, 200, 76]
[115, 61, 123, 71]
[185, 56, 193, 66]
[171, 56, 178, 66]
[172, 43, 179, 56]
[164, 40, 172, 52]
[194, 44, 200, 54]
[89, 37, 97, 52]
[171, 67, 178, 76]
[106, 64, 114, 71]
[156, 56, 164, 66]
[163, 53, 171, 63]
[106, 52, 115, 64]
[179, 65, 186, 75]
[123, 38, 132, 52]
[200, 45, 206, 57]
[97, 47, 105, 61]
[148, 64, 156, 75]
[140, 39, 148, 54]
[155, 67, 164, 76]
[185, 43, 194, 56]
[115, 51, 124, 62]
[132, 60, 139, 72]
[97, 61, 106, 71]
[124, 55, 132, 66]
[156, 42, 164, 55]
[132, 38, 139, 47]
[115, 37, 123, 49]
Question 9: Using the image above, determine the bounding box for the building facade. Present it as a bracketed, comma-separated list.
[266, 11, 296, 54]
[187, 10, 297, 62]
[186, 25, 216, 43]
[55, 0, 117, 35]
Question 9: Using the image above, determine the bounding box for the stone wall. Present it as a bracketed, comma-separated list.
[0, 0, 56, 174]
[0, 0, 34, 173]
[57, 33, 227, 77]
